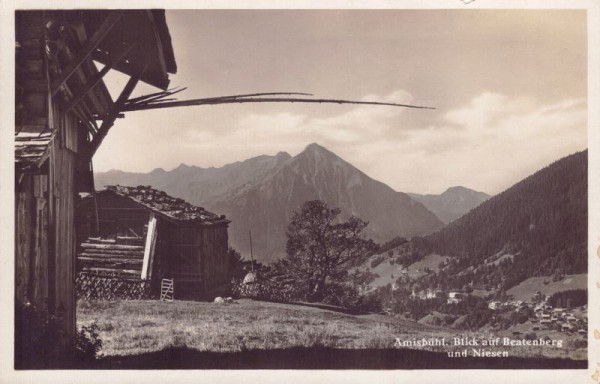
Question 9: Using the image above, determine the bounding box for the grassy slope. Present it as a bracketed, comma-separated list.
[367, 253, 449, 288]
[78, 298, 586, 362]
[78, 298, 453, 356]
[506, 274, 587, 301]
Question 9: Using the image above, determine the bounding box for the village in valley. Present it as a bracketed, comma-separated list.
[407, 285, 588, 337]
[363, 244, 588, 345]
[11, 8, 590, 371]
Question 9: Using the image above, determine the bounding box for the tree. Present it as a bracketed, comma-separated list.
[279, 200, 376, 302]
[228, 247, 245, 279]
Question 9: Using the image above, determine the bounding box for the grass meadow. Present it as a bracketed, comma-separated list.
[77, 298, 586, 363]
[77, 298, 453, 356]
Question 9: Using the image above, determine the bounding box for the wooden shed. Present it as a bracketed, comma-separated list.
[15, 10, 177, 339]
[77, 185, 231, 299]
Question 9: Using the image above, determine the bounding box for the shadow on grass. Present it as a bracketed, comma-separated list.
[66, 347, 587, 370]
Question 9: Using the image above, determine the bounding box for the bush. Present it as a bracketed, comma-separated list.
[370, 255, 386, 268]
[74, 323, 103, 361]
[352, 293, 383, 314]
[15, 302, 65, 368]
[15, 302, 103, 368]
[572, 339, 587, 349]
[321, 282, 382, 314]
[547, 289, 587, 308]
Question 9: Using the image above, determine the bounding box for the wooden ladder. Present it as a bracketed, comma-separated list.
[160, 278, 174, 301]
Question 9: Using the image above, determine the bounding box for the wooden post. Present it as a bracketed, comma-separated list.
[249, 229, 254, 273]
[141, 213, 157, 280]
[86, 67, 145, 159]
[89, 161, 100, 236]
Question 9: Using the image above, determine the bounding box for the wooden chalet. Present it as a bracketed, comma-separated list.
[77, 186, 231, 300]
[15, 10, 177, 338]
[14, 10, 437, 354]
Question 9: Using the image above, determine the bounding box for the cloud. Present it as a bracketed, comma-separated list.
[366, 93, 587, 194]
[444, 92, 537, 129]
[216, 90, 586, 195]
[94, 90, 586, 196]
[208, 89, 414, 151]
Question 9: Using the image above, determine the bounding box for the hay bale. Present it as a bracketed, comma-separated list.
[243, 272, 258, 284]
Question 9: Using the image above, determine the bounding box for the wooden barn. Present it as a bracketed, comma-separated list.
[15, 10, 177, 339]
[76, 185, 231, 300]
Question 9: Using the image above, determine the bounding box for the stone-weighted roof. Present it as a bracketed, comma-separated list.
[105, 185, 229, 225]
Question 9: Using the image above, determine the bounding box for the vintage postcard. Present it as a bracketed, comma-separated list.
[1, 1, 599, 383]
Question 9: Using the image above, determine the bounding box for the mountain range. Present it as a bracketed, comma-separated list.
[95, 143, 489, 262]
[408, 187, 491, 224]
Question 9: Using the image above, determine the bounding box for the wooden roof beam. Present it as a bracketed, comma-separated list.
[86, 68, 145, 159]
[121, 94, 435, 112]
[51, 11, 123, 97]
[70, 106, 97, 135]
[64, 42, 136, 113]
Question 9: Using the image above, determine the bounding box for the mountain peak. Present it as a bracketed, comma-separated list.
[301, 143, 338, 159]
[444, 186, 469, 193]
[149, 167, 166, 174]
[276, 151, 292, 160]
[442, 186, 491, 199]
[304, 142, 328, 152]
[409, 186, 491, 224]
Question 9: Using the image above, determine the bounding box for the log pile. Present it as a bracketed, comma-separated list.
[78, 236, 144, 278]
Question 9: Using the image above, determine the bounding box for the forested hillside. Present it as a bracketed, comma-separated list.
[423, 150, 587, 288]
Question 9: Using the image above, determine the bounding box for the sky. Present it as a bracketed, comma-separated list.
[93, 9, 588, 195]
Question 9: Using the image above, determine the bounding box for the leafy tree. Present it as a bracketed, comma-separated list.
[228, 247, 246, 279]
[548, 289, 587, 308]
[279, 200, 376, 302]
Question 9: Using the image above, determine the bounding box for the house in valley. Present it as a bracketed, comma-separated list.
[447, 291, 465, 304]
[76, 185, 231, 299]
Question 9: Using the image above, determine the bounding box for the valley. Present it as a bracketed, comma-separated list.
[95, 146, 589, 355]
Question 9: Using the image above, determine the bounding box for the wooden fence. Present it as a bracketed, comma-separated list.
[76, 272, 152, 300]
[230, 277, 299, 302]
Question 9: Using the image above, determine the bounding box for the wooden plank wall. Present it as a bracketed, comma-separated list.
[15, 176, 33, 302]
[14, 105, 79, 337]
[201, 225, 230, 293]
[15, 175, 49, 304]
[159, 223, 229, 298]
[50, 109, 78, 336]
[78, 192, 150, 239]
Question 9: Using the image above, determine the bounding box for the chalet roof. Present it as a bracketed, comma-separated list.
[103, 185, 229, 225]
[78, 10, 177, 90]
[15, 10, 177, 173]
[15, 132, 54, 173]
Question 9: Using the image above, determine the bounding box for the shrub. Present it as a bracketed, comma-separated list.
[321, 282, 382, 314]
[73, 323, 103, 361]
[15, 301, 103, 368]
[547, 289, 587, 308]
[15, 302, 65, 368]
[370, 255, 386, 268]
[572, 339, 587, 349]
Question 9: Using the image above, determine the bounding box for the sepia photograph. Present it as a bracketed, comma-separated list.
[2, 1, 599, 382]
